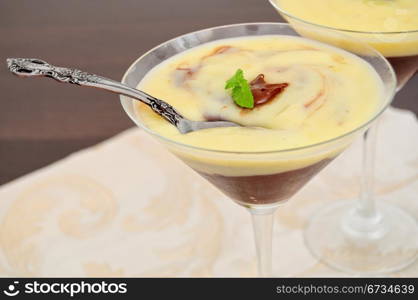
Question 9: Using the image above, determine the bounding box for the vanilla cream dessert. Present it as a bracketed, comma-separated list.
[274, 0, 418, 57]
[132, 35, 384, 205]
[276, 0, 418, 32]
[136, 36, 382, 152]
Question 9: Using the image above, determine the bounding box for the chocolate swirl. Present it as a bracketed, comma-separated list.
[250, 74, 289, 107]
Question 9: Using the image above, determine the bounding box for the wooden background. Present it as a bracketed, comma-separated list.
[1, 0, 417, 185]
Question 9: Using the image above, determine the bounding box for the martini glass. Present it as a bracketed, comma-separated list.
[120, 23, 395, 277]
[270, 0, 418, 274]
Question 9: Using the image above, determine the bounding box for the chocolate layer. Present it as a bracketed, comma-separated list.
[196, 159, 332, 205]
[387, 55, 418, 88]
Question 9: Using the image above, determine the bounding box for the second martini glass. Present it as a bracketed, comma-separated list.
[270, 0, 418, 274]
[120, 23, 395, 277]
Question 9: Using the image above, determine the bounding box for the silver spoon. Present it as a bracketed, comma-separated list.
[6, 58, 240, 134]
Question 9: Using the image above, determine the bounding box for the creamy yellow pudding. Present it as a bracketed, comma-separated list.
[132, 35, 385, 203]
[135, 36, 382, 153]
[276, 0, 418, 32]
[273, 0, 418, 57]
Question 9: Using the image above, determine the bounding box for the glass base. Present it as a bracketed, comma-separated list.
[304, 201, 418, 275]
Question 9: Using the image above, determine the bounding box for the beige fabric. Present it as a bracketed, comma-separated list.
[0, 107, 416, 277]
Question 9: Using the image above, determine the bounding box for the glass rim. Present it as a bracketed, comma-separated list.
[120, 22, 396, 155]
[269, 0, 418, 35]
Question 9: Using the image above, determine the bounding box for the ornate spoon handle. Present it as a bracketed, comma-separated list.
[6, 58, 184, 126]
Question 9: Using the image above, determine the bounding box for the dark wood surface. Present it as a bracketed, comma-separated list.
[1, 0, 417, 185]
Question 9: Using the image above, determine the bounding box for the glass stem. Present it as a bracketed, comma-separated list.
[357, 125, 379, 219]
[249, 208, 275, 277]
[343, 124, 388, 239]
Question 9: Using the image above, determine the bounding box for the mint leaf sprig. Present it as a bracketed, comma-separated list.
[225, 69, 254, 109]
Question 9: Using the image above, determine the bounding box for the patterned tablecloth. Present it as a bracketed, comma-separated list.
[0, 108, 417, 277]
